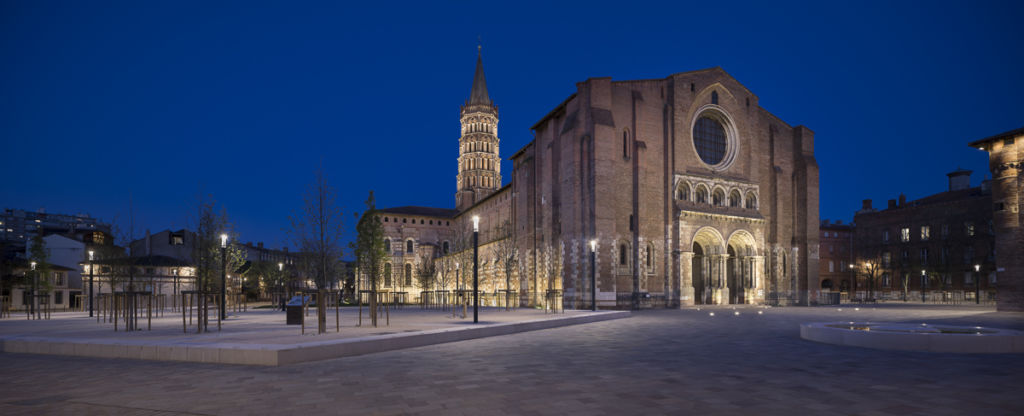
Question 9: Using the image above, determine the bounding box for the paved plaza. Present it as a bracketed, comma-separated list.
[1, 304, 1022, 415]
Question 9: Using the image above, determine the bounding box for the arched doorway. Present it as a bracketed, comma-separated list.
[727, 230, 757, 304]
[691, 227, 725, 305]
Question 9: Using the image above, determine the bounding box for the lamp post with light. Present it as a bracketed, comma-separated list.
[278, 262, 284, 309]
[974, 264, 981, 305]
[848, 263, 855, 302]
[31, 261, 37, 319]
[472, 215, 480, 323]
[590, 239, 597, 311]
[220, 233, 228, 320]
[920, 269, 927, 303]
[88, 250, 95, 317]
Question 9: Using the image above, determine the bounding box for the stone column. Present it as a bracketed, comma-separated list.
[717, 254, 729, 305]
[751, 255, 765, 304]
[679, 252, 694, 306]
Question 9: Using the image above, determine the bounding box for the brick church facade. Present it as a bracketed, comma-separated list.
[372, 51, 820, 308]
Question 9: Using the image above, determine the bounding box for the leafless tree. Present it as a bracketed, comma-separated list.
[290, 167, 345, 334]
[491, 220, 518, 310]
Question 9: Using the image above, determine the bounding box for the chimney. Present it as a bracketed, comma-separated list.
[947, 168, 972, 191]
[823, 219, 831, 226]
[145, 229, 151, 256]
[282, 247, 288, 252]
[836, 220, 843, 225]
[257, 242, 264, 249]
[898, 194, 906, 207]
[887, 199, 897, 209]
[862, 199, 873, 210]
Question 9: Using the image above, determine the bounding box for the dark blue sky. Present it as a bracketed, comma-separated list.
[2, 1, 1022, 251]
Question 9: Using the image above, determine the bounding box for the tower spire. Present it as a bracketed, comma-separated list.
[468, 42, 491, 106]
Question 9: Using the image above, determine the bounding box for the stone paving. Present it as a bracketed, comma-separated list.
[1, 304, 1022, 415]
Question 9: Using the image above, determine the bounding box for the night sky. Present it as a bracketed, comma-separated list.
[2, 1, 1022, 254]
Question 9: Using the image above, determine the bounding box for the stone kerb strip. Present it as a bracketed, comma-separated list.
[0, 311, 629, 366]
[800, 322, 1024, 354]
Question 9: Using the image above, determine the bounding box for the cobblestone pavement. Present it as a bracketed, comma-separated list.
[1, 304, 1021, 415]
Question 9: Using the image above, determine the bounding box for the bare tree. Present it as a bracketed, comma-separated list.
[853, 252, 884, 302]
[491, 220, 518, 310]
[540, 242, 563, 310]
[436, 254, 455, 292]
[189, 191, 246, 332]
[289, 167, 345, 334]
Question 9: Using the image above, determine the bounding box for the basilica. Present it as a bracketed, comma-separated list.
[371, 50, 819, 308]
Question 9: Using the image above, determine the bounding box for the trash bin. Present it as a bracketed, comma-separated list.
[285, 295, 309, 325]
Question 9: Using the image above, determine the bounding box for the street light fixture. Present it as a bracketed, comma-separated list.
[974, 264, 981, 305]
[921, 269, 927, 303]
[220, 233, 228, 320]
[865, 262, 873, 301]
[88, 250, 95, 317]
[589, 239, 597, 311]
[472, 215, 480, 323]
[30, 261, 37, 319]
[848, 263, 855, 302]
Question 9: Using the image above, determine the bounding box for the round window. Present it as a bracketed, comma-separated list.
[693, 116, 727, 165]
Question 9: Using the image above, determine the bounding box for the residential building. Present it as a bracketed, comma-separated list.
[853, 169, 995, 301]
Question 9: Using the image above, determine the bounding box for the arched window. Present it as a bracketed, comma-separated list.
[622, 130, 630, 159]
[404, 263, 413, 286]
[443, 241, 450, 254]
[384, 263, 392, 286]
[406, 239, 414, 253]
[711, 90, 719, 105]
[619, 244, 628, 265]
[745, 192, 757, 209]
[695, 186, 708, 204]
[676, 184, 690, 201]
[729, 190, 741, 207]
[712, 189, 725, 206]
[384, 239, 391, 252]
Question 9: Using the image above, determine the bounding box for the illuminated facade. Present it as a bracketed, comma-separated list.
[374, 56, 820, 308]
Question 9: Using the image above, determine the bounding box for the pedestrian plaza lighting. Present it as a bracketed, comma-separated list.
[278, 262, 283, 271]
[30, 261, 37, 318]
[471, 215, 480, 323]
[589, 239, 597, 311]
[220, 233, 228, 320]
[88, 250, 95, 317]
[921, 269, 927, 303]
[974, 264, 981, 305]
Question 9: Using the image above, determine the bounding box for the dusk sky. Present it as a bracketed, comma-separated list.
[2, 1, 1022, 254]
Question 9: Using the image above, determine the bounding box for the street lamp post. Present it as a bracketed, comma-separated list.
[848, 264, 855, 303]
[220, 233, 228, 320]
[590, 240, 597, 311]
[88, 250, 95, 317]
[30, 261, 37, 319]
[472, 215, 480, 324]
[974, 264, 981, 305]
[278, 262, 284, 310]
[865, 262, 873, 302]
[920, 269, 927, 303]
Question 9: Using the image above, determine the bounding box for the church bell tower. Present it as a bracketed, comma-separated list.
[456, 46, 501, 211]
